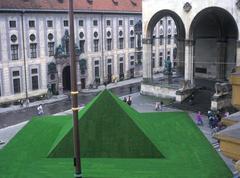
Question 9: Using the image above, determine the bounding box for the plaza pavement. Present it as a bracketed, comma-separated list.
[0, 76, 239, 177]
[0, 92, 239, 177]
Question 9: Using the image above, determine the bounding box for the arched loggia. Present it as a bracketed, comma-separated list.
[189, 7, 239, 89]
[143, 10, 186, 83]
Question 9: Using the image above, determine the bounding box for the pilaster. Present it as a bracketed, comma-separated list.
[184, 39, 195, 84]
[142, 38, 153, 83]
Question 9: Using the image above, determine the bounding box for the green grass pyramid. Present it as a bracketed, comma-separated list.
[48, 90, 163, 158]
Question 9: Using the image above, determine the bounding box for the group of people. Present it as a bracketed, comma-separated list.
[123, 96, 132, 106]
[19, 99, 30, 107]
[195, 110, 228, 132]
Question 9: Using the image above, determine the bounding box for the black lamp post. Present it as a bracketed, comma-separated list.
[69, 0, 82, 177]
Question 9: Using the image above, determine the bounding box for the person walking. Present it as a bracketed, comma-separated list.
[196, 111, 203, 126]
[127, 96, 132, 106]
[37, 104, 44, 116]
[155, 101, 160, 111]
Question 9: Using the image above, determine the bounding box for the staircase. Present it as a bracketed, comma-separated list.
[170, 88, 214, 115]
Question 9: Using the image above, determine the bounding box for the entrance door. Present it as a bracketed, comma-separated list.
[107, 64, 112, 83]
[81, 78, 86, 89]
[62, 66, 71, 91]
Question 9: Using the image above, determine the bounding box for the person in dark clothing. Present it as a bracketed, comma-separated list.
[127, 96, 132, 106]
[123, 97, 127, 103]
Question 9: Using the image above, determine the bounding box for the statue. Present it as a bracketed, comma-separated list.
[164, 57, 172, 75]
[55, 45, 64, 57]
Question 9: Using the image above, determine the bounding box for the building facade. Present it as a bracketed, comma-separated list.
[142, 0, 240, 86]
[0, 0, 179, 104]
[0, 0, 144, 103]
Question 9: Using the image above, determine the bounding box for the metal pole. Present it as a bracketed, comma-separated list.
[69, 0, 82, 177]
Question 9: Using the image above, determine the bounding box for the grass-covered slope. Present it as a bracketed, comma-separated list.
[0, 90, 233, 178]
[49, 90, 163, 158]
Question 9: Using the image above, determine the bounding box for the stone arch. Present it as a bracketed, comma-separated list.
[143, 9, 186, 81]
[146, 10, 186, 40]
[189, 6, 239, 89]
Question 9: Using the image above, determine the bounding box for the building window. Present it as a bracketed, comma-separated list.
[30, 43, 37, 58]
[130, 37, 135, 48]
[93, 39, 99, 52]
[159, 52, 163, 67]
[47, 20, 53, 28]
[31, 68, 39, 90]
[79, 20, 84, 26]
[167, 51, 171, 61]
[12, 70, 21, 94]
[160, 20, 163, 25]
[48, 42, 54, 56]
[79, 40, 85, 53]
[160, 35, 163, 45]
[63, 20, 68, 27]
[94, 60, 100, 78]
[30, 34, 36, 42]
[130, 20, 134, 26]
[48, 33, 54, 41]
[130, 56, 135, 66]
[11, 45, 18, 60]
[93, 20, 98, 26]
[107, 39, 112, 51]
[168, 35, 171, 45]
[9, 20, 16, 28]
[119, 58, 124, 80]
[29, 20, 35, 28]
[168, 20, 171, 25]
[106, 20, 111, 26]
[119, 38, 124, 49]
[174, 34, 177, 44]
[152, 53, 155, 68]
[119, 20, 123, 26]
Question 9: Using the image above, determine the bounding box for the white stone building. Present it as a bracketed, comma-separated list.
[142, 0, 240, 85]
[0, 0, 144, 103]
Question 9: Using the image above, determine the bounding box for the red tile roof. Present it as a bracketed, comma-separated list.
[0, 0, 142, 13]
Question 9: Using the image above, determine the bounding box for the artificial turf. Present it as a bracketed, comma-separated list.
[0, 90, 232, 178]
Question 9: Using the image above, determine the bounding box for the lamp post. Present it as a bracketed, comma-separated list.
[69, 0, 82, 177]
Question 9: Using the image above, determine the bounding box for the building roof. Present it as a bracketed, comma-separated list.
[0, 0, 142, 13]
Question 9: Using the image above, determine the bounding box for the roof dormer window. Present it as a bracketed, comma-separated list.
[130, 0, 137, 6]
[112, 0, 118, 5]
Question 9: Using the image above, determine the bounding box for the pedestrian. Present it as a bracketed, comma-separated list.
[195, 111, 203, 126]
[20, 99, 24, 107]
[123, 97, 127, 103]
[129, 86, 132, 93]
[127, 96, 132, 106]
[25, 99, 29, 107]
[37, 104, 44, 116]
[224, 110, 229, 118]
[155, 101, 160, 111]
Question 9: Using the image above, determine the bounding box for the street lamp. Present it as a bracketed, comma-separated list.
[69, 0, 82, 177]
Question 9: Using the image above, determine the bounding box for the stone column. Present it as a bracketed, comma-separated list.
[216, 40, 227, 81]
[57, 64, 63, 94]
[176, 39, 185, 76]
[237, 40, 240, 66]
[142, 38, 153, 83]
[184, 39, 194, 84]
